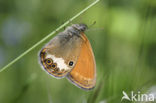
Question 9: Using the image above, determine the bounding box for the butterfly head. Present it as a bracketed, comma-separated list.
[72, 23, 88, 32]
[65, 24, 88, 36]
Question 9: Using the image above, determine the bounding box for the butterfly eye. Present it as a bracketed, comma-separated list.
[46, 58, 53, 65]
[69, 61, 74, 66]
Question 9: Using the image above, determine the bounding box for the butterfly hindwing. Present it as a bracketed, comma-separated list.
[39, 31, 83, 78]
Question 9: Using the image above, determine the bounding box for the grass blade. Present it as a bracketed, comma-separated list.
[0, 0, 100, 72]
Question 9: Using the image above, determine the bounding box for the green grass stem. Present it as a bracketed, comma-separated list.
[0, 0, 100, 72]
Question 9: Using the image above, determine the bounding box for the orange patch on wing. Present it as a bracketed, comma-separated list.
[67, 33, 96, 90]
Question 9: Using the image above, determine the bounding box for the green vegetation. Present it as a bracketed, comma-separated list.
[0, 0, 156, 103]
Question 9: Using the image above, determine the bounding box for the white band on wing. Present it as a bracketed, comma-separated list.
[46, 54, 69, 71]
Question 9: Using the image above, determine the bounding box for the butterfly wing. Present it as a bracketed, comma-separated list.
[39, 32, 83, 78]
[67, 33, 96, 90]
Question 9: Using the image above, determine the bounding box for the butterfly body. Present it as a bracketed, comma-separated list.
[39, 24, 96, 90]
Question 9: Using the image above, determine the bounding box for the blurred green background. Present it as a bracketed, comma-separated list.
[0, 0, 156, 103]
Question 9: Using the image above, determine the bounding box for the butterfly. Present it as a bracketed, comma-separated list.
[39, 24, 96, 90]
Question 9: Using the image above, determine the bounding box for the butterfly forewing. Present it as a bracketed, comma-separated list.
[67, 33, 96, 90]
